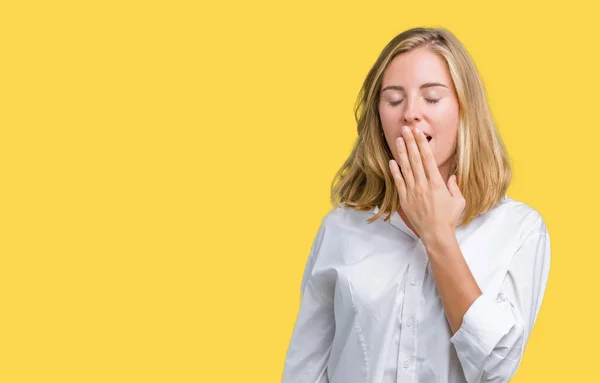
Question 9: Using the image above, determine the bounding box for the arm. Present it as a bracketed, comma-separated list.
[423, 229, 482, 335]
[425, 218, 551, 382]
[282, 221, 335, 383]
[388, 125, 551, 381]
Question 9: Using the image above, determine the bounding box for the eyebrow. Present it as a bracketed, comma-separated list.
[381, 82, 448, 92]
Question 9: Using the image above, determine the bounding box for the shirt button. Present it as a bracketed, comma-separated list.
[406, 318, 413, 326]
[411, 279, 416, 286]
[403, 360, 410, 369]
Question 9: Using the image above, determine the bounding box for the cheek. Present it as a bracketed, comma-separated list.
[379, 105, 395, 126]
[432, 102, 459, 126]
[432, 106, 459, 139]
[378, 107, 397, 140]
[430, 115, 459, 158]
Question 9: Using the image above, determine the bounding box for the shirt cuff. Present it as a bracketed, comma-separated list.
[450, 293, 516, 378]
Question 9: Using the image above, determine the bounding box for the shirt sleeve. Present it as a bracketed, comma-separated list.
[282, 219, 335, 383]
[450, 216, 551, 382]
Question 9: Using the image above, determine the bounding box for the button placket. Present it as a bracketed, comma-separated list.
[396, 240, 428, 380]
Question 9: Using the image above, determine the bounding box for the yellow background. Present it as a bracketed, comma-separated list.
[1, 0, 598, 381]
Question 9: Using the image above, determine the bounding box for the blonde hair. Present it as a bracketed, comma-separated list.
[330, 27, 512, 227]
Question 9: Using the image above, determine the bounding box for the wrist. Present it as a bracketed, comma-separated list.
[422, 226, 456, 253]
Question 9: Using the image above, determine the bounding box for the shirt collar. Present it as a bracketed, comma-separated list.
[370, 205, 419, 240]
[368, 193, 509, 241]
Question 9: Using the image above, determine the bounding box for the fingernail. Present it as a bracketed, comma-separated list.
[414, 127, 421, 134]
[396, 137, 403, 145]
[402, 126, 410, 133]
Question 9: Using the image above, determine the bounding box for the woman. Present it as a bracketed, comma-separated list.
[281, 27, 551, 383]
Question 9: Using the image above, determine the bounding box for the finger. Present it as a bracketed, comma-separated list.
[402, 126, 427, 186]
[414, 127, 444, 185]
[389, 159, 407, 200]
[395, 136, 414, 190]
[447, 174, 463, 199]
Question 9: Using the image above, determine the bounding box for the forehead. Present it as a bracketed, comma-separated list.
[382, 47, 451, 86]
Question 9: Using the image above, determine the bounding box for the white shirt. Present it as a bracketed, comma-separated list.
[282, 195, 551, 383]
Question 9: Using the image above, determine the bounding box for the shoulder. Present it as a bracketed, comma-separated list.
[320, 204, 383, 234]
[491, 195, 549, 240]
[311, 204, 392, 258]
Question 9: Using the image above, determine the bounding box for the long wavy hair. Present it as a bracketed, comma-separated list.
[330, 27, 512, 227]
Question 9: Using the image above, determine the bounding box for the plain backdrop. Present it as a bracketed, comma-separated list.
[1, 0, 598, 381]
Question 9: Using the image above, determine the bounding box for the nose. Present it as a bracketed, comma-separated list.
[402, 95, 422, 124]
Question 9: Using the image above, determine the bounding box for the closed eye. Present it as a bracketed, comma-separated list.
[389, 98, 440, 106]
